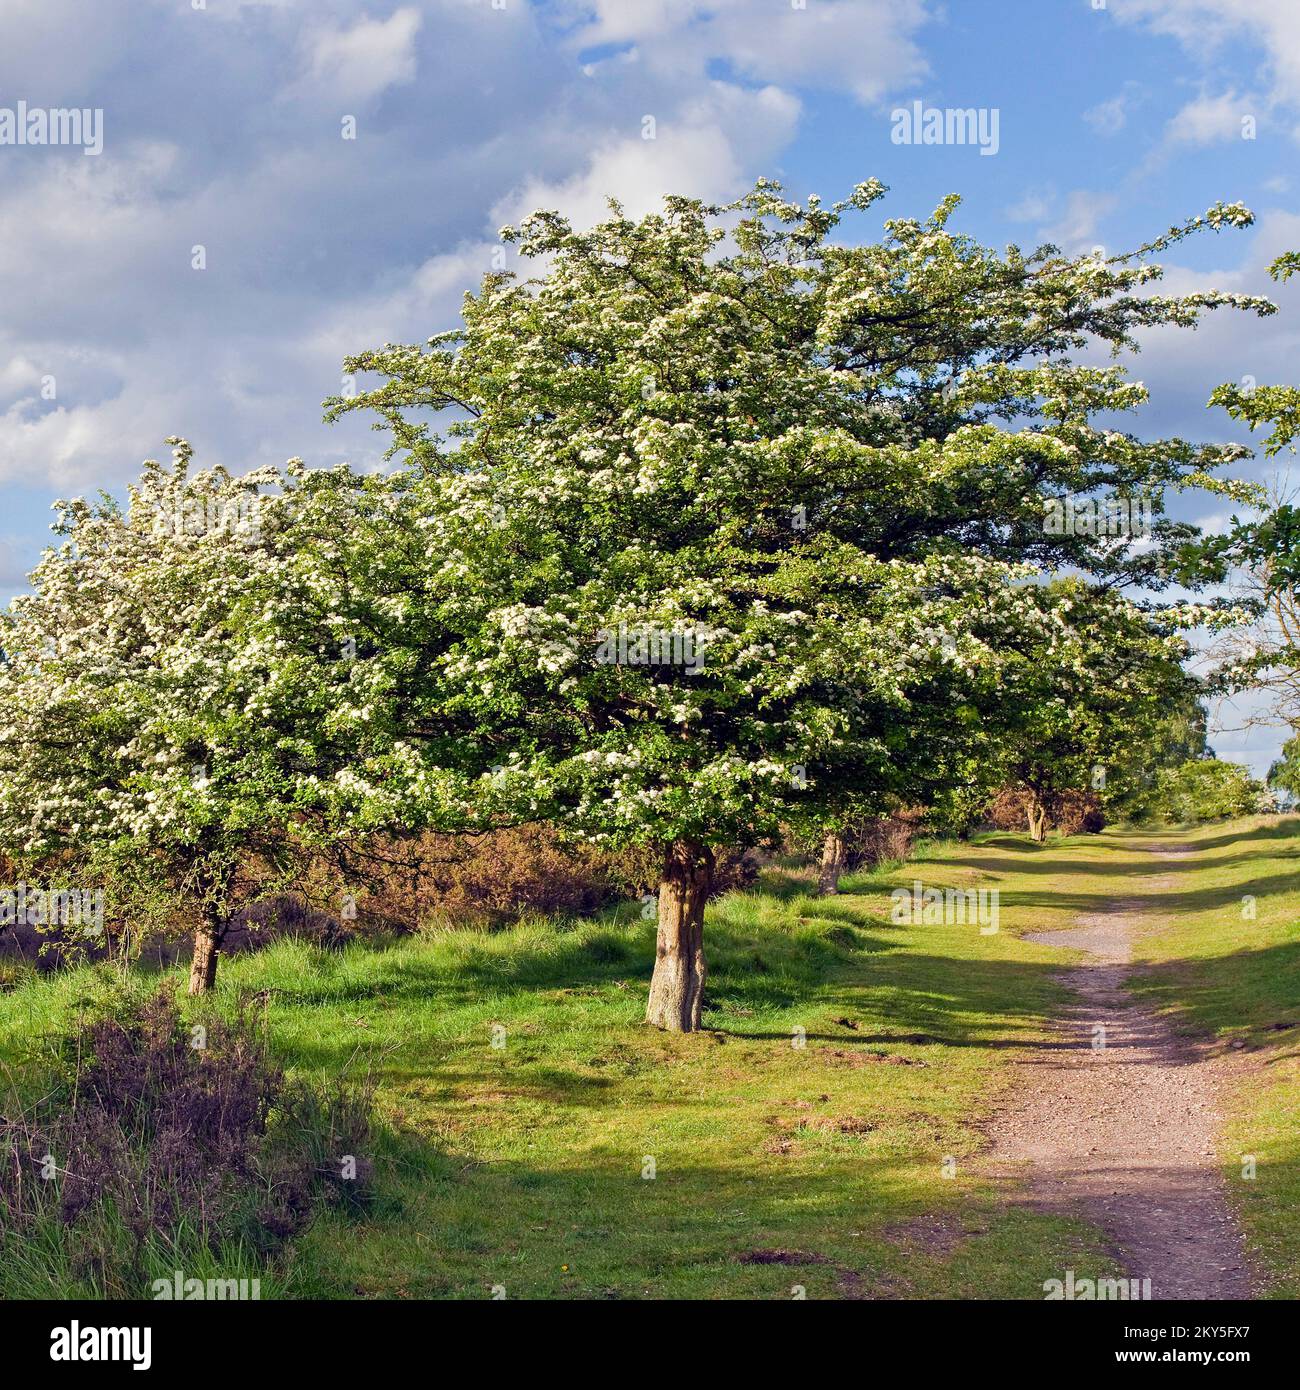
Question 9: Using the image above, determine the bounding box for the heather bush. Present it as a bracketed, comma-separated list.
[843, 810, 928, 871]
[0, 985, 374, 1298]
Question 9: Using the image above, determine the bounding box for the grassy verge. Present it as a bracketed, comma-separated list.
[1118, 817, 1300, 1299]
[1, 845, 1121, 1299]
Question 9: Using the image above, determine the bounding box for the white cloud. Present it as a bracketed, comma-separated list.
[1165, 88, 1258, 146]
[299, 6, 422, 104]
[1005, 188, 1126, 253]
[1110, 1, 1300, 132]
[1083, 96, 1129, 137]
[1042, 191, 1120, 254]
[493, 83, 801, 229]
[0, 1, 831, 494]
[1006, 189, 1054, 224]
[555, 0, 933, 104]
[1082, 82, 1145, 136]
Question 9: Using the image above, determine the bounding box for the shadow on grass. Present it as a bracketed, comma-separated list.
[251, 914, 1071, 1092]
[943, 853, 1198, 881]
[1129, 938, 1300, 1043]
[284, 1146, 1123, 1301]
[1175, 818, 1300, 853]
[989, 871, 1300, 916]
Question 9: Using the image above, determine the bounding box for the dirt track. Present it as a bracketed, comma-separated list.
[989, 844, 1253, 1299]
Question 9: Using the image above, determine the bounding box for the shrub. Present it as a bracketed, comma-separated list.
[984, 787, 1105, 835]
[1146, 758, 1267, 824]
[844, 810, 928, 870]
[311, 827, 764, 936]
[0, 986, 374, 1297]
[1049, 790, 1107, 835]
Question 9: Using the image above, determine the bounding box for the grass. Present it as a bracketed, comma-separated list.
[224, 856, 1108, 1300]
[915, 817, 1300, 1300]
[1118, 819, 1300, 1300]
[8, 818, 1298, 1299]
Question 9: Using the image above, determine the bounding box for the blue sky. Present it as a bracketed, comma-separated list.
[1, 0, 1297, 770]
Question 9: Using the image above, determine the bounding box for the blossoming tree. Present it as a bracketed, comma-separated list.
[321, 182, 1268, 1030]
[0, 444, 424, 991]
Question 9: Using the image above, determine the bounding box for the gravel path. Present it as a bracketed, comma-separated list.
[989, 844, 1253, 1299]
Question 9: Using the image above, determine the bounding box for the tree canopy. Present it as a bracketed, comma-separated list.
[0, 181, 1278, 1024]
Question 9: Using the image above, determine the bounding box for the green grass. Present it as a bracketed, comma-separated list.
[227, 859, 1107, 1300]
[11, 818, 1297, 1299]
[0, 849, 1114, 1299]
[1118, 818, 1300, 1299]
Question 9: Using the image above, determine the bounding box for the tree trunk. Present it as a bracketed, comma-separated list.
[645, 841, 715, 1032]
[1026, 795, 1047, 843]
[817, 832, 846, 895]
[188, 910, 223, 994]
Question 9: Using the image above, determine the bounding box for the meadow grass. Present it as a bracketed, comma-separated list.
[1118, 818, 1300, 1299]
[13, 822, 1293, 1299]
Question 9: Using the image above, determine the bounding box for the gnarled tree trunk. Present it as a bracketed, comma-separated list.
[188, 906, 224, 994]
[645, 841, 715, 1032]
[1026, 794, 1048, 843]
[818, 832, 847, 895]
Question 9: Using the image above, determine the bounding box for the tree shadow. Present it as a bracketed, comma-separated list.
[995, 871, 1300, 916]
[1172, 818, 1299, 853]
[1128, 938, 1300, 1045]
[281, 1148, 1128, 1301]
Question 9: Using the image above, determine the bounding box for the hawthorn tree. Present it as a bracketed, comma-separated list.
[796, 569, 1037, 894]
[987, 581, 1198, 840]
[1208, 251, 1300, 735]
[0, 443, 421, 991]
[319, 181, 1268, 1030]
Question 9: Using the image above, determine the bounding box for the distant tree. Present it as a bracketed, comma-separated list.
[1103, 693, 1211, 823]
[1152, 757, 1270, 824]
[1267, 735, 1300, 809]
[987, 581, 1195, 841]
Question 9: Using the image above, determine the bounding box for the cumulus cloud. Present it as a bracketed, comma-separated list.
[1164, 88, 1260, 147]
[1041, 191, 1121, 254]
[554, 0, 933, 104]
[1006, 188, 1054, 224]
[493, 83, 802, 229]
[297, 6, 423, 104]
[1111, 0, 1300, 81]
[1109, 0, 1300, 135]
